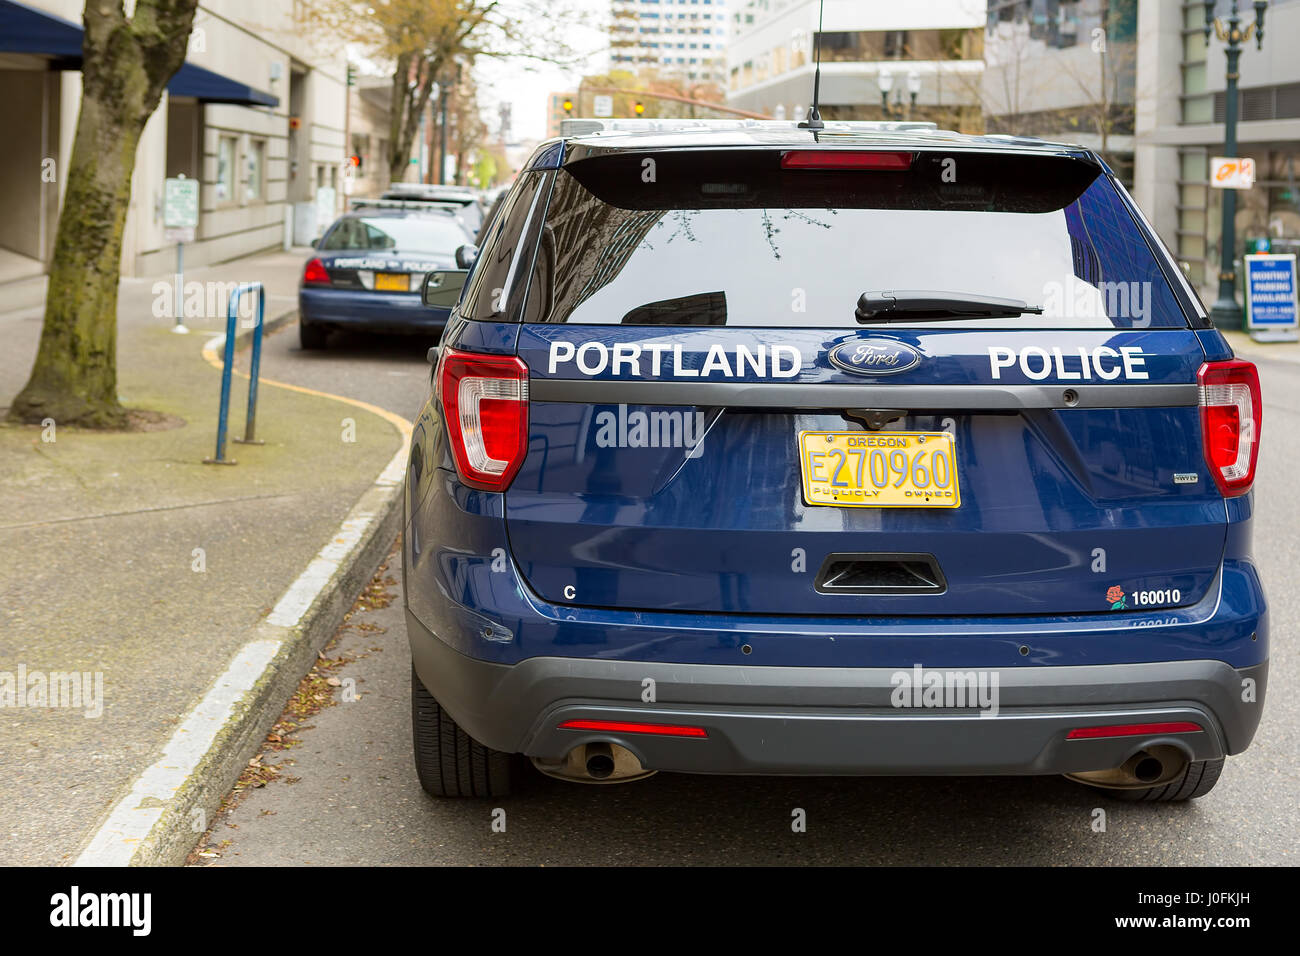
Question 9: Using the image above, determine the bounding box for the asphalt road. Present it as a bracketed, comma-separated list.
[195, 322, 1298, 866]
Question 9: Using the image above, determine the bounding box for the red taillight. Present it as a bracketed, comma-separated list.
[302, 257, 331, 285]
[1198, 359, 1261, 497]
[558, 719, 708, 739]
[1066, 721, 1202, 740]
[437, 347, 529, 492]
[781, 150, 913, 171]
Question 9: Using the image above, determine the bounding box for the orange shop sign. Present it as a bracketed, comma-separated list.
[1210, 156, 1256, 189]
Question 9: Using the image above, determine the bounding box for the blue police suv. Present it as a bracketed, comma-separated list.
[402, 120, 1267, 802]
[298, 204, 473, 349]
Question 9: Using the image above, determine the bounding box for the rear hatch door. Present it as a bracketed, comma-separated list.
[504, 146, 1221, 616]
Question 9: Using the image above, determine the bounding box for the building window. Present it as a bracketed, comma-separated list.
[245, 139, 265, 202]
[216, 135, 237, 202]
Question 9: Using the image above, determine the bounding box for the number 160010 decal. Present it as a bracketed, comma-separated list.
[1107, 585, 1183, 610]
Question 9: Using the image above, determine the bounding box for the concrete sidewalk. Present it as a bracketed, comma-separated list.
[0, 249, 408, 865]
[1223, 328, 1300, 365]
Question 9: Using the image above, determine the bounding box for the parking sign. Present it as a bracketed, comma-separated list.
[1244, 254, 1299, 342]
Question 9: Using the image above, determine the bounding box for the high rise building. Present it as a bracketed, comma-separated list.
[611, 0, 730, 86]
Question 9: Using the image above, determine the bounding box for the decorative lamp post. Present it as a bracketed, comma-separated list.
[1205, 1, 1269, 330]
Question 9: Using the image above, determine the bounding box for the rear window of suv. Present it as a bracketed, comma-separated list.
[522, 149, 1189, 329]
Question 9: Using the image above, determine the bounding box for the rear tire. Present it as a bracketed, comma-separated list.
[411, 665, 511, 798]
[299, 320, 328, 350]
[1091, 757, 1225, 802]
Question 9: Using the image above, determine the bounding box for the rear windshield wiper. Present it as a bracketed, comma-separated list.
[856, 291, 1044, 323]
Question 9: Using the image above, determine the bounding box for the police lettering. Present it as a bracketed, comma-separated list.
[987, 345, 1148, 381]
[548, 341, 803, 379]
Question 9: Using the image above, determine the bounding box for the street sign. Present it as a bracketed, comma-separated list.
[593, 95, 613, 117]
[1244, 253, 1299, 342]
[163, 176, 199, 331]
[163, 176, 199, 228]
[1210, 156, 1256, 189]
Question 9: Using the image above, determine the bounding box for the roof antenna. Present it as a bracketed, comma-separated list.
[798, 0, 826, 130]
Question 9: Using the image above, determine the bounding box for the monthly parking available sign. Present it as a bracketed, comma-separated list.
[1244, 254, 1299, 342]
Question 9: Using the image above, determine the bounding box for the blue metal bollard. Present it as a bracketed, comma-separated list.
[234, 284, 266, 446]
[204, 282, 266, 464]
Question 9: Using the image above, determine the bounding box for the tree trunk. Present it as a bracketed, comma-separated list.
[388, 53, 439, 184]
[387, 51, 415, 184]
[8, 0, 198, 428]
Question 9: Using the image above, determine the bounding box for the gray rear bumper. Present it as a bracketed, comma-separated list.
[407, 610, 1267, 777]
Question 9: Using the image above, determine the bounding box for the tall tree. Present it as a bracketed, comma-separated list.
[307, 0, 578, 183]
[8, 0, 200, 428]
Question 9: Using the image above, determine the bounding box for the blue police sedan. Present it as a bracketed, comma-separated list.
[298, 205, 473, 349]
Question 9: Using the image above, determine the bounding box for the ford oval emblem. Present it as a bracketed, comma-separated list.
[828, 338, 922, 376]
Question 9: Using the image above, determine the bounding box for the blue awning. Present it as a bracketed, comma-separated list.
[0, 0, 279, 108]
[0, 0, 82, 58]
[169, 62, 279, 107]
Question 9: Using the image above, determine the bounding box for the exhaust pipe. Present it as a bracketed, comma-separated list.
[1066, 745, 1189, 790]
[532, 741, 657, 785]
[1133, 752, 1165, 783]
[584, 742, 615, 779]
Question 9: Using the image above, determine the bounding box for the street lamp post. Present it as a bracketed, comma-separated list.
[879, 69, 922, 121]
[1204, 1, 1269, 330]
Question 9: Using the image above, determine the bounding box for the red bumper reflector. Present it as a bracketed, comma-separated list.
[1066, 721, 1203, 740]
[781, 150, 913, 170]
[558, 719, 708, 739]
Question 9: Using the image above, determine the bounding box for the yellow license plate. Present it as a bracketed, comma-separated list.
[375, 272, 409, 291]
[798, 431, 961, 508]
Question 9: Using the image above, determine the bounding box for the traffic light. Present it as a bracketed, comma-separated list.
[634, 101, 645, 115]
[562, 98, 573, 115]
[348, 154, 362, 169]
[346, 64, 356, 87]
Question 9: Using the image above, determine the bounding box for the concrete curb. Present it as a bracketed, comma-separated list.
[72, 314, 410, 867]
